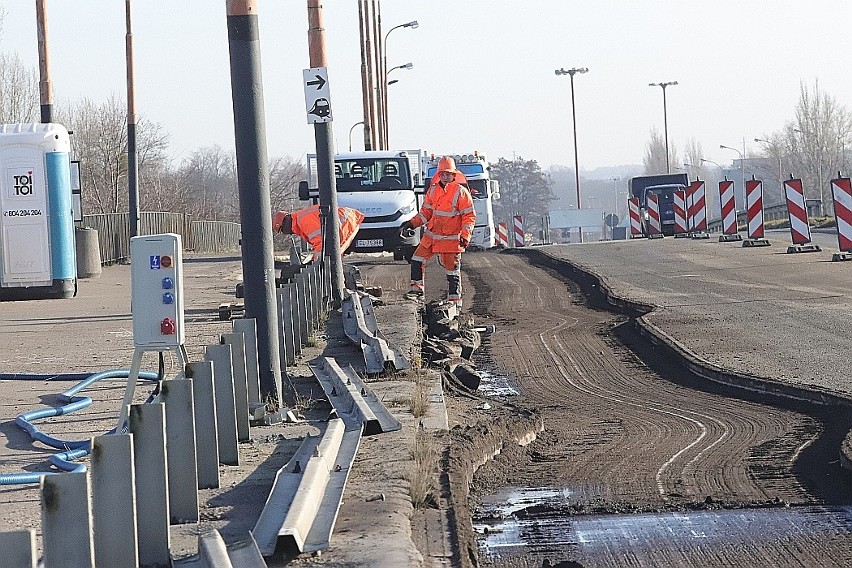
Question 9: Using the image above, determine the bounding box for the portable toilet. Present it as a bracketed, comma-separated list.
[0, 123, 76, 300]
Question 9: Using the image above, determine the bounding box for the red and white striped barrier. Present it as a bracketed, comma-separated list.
[745, 178, 765, 239]
[687, 180, 707, 233]
[830, 177, 852, 259]
[496, 221, 509, 247]
[628, 198, 643, 237]
[673, 190, 688, 235]
[513, 215, 524, 247]
[647, 194, 662, 236]
[783, 178, 813, 246]
[718, 179, 738, 235]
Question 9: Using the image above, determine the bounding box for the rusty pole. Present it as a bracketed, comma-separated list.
[372, 0, 385, 150]
[225, 0, 283, 404]
[363, 2, 378, 150]
[357, 1, 372, 150]
[125, 0, 140, 238]
[35, 0, 53, 123]
[307, 0, 345, 307]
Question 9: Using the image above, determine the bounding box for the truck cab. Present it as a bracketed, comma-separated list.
[301, 150, 425, 261]
[628, 173, 688, 236]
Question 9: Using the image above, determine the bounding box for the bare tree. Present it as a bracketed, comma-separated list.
[780, 80, 852, 214]
[0, 51, 38, 123]
[269, 155, 306, 214]
[57, 95, 169, 214]
[177, 145, 238, 220]
[643, 128, 678, 175]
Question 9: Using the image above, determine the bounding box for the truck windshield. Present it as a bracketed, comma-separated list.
[334, 158, 411, 191]
[467, 179, 488, 200]
[648, 189, 675, 204]
[427, 163, 486, 178]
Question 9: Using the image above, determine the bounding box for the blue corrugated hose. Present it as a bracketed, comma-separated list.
[0, 369, 158, 485]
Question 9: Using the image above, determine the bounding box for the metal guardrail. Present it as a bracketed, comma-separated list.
[706, 202, 823, 233]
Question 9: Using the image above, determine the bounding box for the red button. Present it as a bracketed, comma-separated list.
[161, 255, 172, 268]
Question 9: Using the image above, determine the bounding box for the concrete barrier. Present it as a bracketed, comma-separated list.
[187, 361, 221, 489]
[161, 379, 200, 523]
[205, 344, 239, 466]
[91, 433, 138, 568]
[75, 227, 102, 279]
[129, 403, 171, 567]
[41, 472, 94, 567]
[221, 333, 251, 442]
[0, 529, 37, 568]
[233, 318, 262, 405]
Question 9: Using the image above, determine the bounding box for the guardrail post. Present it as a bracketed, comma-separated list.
[205, 343, 240, 465]
[289, 281, 303, 355]
[187, 361, 221, 489]
[310, 264, 322, 327]
[128, 403, 171, 567]
[295, 273, 310, 345]
[161, 379, 200, 523]
[233, 318, 263, 405]
[91, 433, 138, 568]
[41, 472, 94, 567]
[222, 333, 251, 441]
[0, 529, 37, 568]
[277, 287, 296, 367]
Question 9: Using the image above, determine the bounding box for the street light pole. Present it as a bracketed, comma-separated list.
[649, 81, 678, 173]
[754, 137, 783, 189]
[349, 121, 365, 151]
[382, 20, 418, 148]
[720, 144, 746, 210]
[555, 66, 588, 242]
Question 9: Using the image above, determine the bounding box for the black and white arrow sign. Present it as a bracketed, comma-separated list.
[303, 67, 332, 124]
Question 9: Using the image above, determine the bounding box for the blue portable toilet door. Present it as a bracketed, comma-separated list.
[0, 148, 52, 287]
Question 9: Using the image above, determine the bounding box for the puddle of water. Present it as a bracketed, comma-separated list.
[475, 486, 852, 564]
[477, 369, 519, 398]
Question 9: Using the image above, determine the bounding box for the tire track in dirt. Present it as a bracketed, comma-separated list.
[464, 251, 822, 507]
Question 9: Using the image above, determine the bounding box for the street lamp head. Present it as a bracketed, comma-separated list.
[649, 81, 678, 88]
[405, 20, 419, 28]
[555, 67, 588, 76]
[388, 79, 399, 86]
[402, 62, 414, 70]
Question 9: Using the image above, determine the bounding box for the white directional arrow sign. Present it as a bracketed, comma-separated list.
[303, 67, 332, 124]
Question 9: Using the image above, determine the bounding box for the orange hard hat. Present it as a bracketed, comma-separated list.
[437, 156, 460, 174]
[272, 210, 289, 233]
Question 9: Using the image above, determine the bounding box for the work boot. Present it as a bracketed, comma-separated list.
[447, 274, 462, 306]
[404, 281, 424, 300]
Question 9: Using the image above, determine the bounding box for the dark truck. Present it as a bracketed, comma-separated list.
[628, 173, 689, 236]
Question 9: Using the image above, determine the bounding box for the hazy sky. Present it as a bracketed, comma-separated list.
[2, 1, 849, 171]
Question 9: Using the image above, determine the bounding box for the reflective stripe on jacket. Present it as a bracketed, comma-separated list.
[291, 205, 365, 257]
[410, 180, 476, 253]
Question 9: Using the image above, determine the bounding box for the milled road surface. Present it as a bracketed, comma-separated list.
[459, 250, 852, 567]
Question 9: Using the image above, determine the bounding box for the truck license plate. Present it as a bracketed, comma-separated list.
[356, 239, 383, 248]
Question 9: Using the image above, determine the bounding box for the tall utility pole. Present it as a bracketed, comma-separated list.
[649, 81, 678, 173]
[125, 0, 140, 238]
[363, 1, 378, 150]
[225, 0, 282, 405]
[35, 0, 53, 124]
[372, 0, 384, 150]
[308, 0, 345, 307]
[356, 1, 373, 150]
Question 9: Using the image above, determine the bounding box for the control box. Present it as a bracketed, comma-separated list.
[131, 234, 184, 348]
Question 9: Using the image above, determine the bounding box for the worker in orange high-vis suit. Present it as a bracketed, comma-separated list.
[400, 156, 476, 307]
[272, 205, 365, 260]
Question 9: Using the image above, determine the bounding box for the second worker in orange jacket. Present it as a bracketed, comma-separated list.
[401, 156, 476, 307]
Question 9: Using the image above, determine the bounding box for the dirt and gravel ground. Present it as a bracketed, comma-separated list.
[3, 241, 852, 568]
[448, 248, 852, 567]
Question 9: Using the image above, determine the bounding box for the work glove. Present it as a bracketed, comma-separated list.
[459, 236, 469, 249]
[401, 220, 414, 232]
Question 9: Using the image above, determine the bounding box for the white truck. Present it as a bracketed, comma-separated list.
[422, 152, 500, 249]
[299, 149, 426, 261]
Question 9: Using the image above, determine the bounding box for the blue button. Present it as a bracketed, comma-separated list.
[162, 277, 174, 289]
[162, 293, 174, 304]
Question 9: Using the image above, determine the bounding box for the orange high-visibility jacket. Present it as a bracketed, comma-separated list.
[290, 205, 365, 257]
[410, 180, 476, 253]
